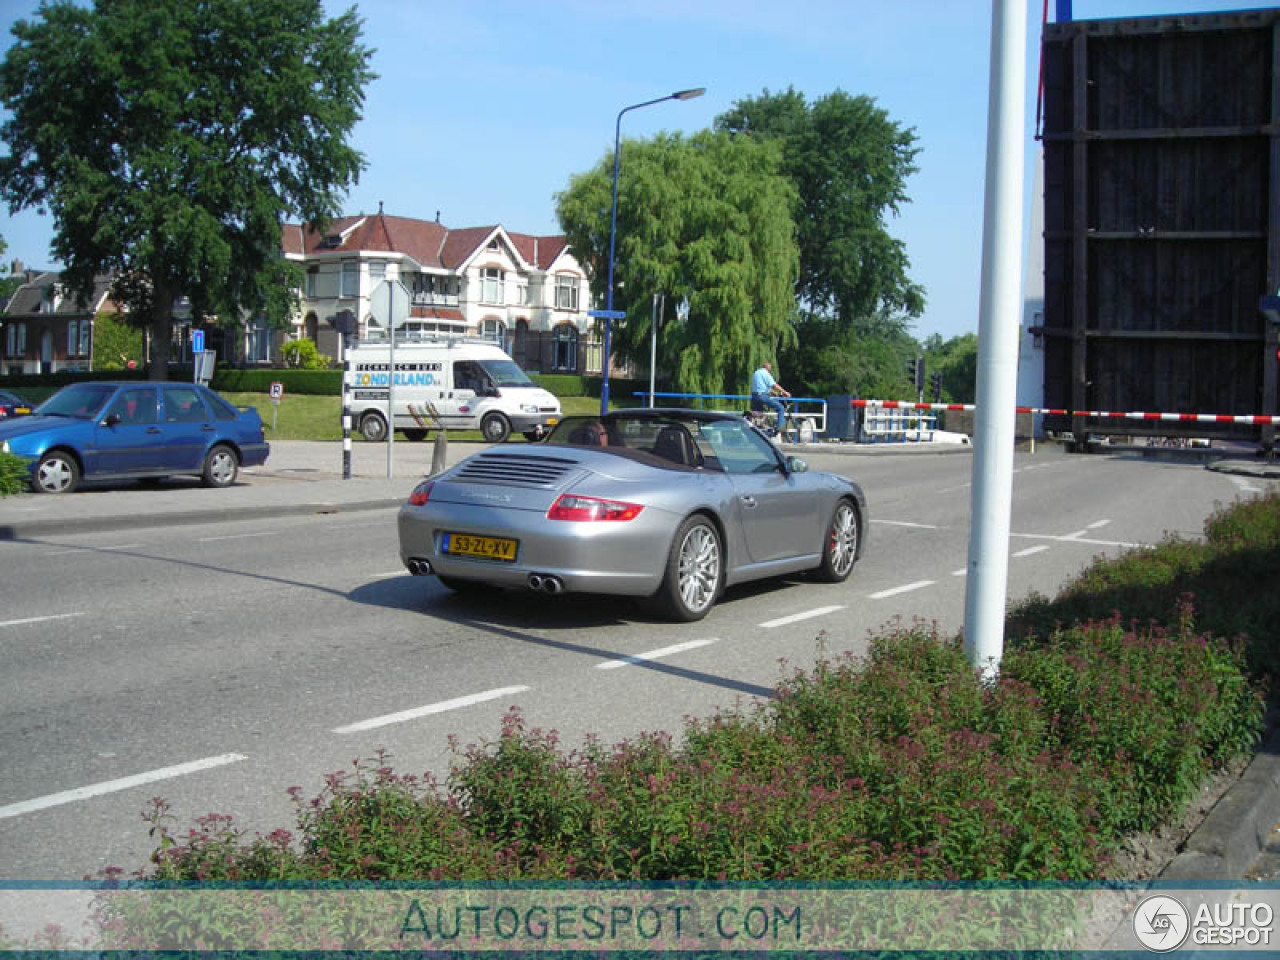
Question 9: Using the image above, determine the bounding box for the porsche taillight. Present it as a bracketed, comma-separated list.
[547, 494, 643, 522]
[408, 481, 434, 506]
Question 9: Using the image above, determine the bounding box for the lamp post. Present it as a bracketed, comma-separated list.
[594, 87, 705, 416]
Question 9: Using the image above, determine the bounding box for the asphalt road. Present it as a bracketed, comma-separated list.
[0, 447, 1268, 880]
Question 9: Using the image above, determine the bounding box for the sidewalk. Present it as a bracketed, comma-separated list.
[0, 437, 972, 540]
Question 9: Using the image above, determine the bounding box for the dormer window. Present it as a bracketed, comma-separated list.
[487, 238, 501, 252]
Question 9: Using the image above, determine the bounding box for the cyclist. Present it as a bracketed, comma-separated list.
[750, 361, 791, 436]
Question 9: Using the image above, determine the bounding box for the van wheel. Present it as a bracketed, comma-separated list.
[402, 428, 428, 442]
[360, 412, 388, 442]
[481, 413, 511, 443]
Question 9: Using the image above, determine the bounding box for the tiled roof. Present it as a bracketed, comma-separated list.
[409, 307, 465, 321]
[3, 272, 116, 316]
[281, 213, 573, 274]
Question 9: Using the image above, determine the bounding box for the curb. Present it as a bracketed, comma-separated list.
[0, 497, 404, 541]
[1159, 710, 1280, 880]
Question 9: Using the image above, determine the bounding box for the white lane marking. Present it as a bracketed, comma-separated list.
[0, 612, 84, 629]
[951, 569, 967, 577]
[45, 543, 143, 557]
[1013, 545, 1050, 558]
[869, 580, 935, 600]
[758, 606, 845, 629]
[333, 686, 531, 734]
[0, 753, 247, 820]
[371, 570, 407, 579]
[873, 520, 943, 530]
[196, 531, 278, 543]
[1087, 519, 1111, 530]
[1010, 531, 1142, 548]
[936, 483, 971, 494]
[597, 638, 718, 670]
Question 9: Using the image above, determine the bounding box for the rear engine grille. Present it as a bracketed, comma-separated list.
[456, 454, 577, 487]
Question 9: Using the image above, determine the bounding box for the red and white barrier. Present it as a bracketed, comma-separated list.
[848, 399, 1280, 426]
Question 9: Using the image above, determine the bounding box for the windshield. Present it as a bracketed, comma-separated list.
[35, 383, 118, 419]
[477, 359, 534, 388]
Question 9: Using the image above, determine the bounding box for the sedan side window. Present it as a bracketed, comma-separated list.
[105, 388, 158, 425]
[163, 386, 210, 423]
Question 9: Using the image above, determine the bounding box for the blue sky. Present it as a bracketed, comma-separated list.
[0, 0, 1273, 341]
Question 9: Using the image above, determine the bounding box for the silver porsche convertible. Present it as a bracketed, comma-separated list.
[397, 409, 867, 621]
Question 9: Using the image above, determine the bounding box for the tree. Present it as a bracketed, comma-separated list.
[0, 0, 374, 379]
[556, 131, 799, 398]
[716, 87, 925, 333]
[923, 332, 979, 404]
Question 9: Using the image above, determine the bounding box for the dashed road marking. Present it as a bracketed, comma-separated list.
[333, 686, 531, 734]
[1012, 545, 1050, 558]
[873, 520, 943, 530]
[0, 753, 247, 820]
[869, 580, 935, 600]
[196, 531, 278, 543]
[0, 612, 84, 629]
[758, 606, 845, 629]
[597, 639, 718, 670]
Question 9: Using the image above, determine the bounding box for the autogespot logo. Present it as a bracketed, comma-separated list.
[1134, 895, 1191, 952]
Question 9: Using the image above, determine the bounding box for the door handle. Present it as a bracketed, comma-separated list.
[202, 425, 216, 432]
[146, 427, 162, 434]
[741, 495, 757, 508]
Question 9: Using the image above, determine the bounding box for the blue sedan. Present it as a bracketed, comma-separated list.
[0, 389, 32, 420]
[0, 381, 270, 493]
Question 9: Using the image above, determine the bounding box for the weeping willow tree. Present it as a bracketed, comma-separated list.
[556, 130, 799, 398]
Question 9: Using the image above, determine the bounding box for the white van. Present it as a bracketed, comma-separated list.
[343, 338, 561, 443]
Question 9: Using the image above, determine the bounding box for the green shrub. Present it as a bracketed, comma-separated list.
[280, 339, 332, 370]
[0, 450, 30, 496]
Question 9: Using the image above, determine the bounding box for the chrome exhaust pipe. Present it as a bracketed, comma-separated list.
[407, 558, 432, 576]
[528, 573, 544, 591]
[542, 576, 564, 595]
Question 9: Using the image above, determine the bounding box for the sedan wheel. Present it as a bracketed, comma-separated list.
[814, 499, 859, 582]
[201, 444, 239, 488]
[656, 514, 722, 622]
[34, 451, 80, 494]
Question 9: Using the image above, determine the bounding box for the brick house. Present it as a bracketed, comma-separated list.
[279, 210, 601, 375]
[0, 271, 118, 376]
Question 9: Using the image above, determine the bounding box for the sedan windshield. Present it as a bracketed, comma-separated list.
[35, 383, 118, 419]
[477, 359, 533, 388]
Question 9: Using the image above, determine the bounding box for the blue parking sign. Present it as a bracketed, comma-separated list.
[192, 329, 204, 354]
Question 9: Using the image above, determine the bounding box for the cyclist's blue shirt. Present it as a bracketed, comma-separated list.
[751, 367, 776, 395]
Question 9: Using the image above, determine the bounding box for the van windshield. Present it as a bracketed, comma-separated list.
[478, 359, 534, 388]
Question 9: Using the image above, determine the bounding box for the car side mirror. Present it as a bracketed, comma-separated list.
[103, 413, 121, 427]
[785, 456, 808, 474]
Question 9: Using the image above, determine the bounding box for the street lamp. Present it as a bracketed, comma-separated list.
[594, 87, 705, 416]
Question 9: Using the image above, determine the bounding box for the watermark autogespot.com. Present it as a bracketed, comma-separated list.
[1134, 894, 1273, 952]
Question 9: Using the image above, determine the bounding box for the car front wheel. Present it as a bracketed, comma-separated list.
[655, 514, 722, 622]
[33, 451, 80, 494]
[814, 499, 860, 582]
[201, 444, 239, 488]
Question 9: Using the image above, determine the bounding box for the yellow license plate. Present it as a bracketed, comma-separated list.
[546, 417, 559, 426]
[442, 533, 517, 562]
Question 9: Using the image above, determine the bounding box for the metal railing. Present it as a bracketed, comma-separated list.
[635, 391, 828, 438]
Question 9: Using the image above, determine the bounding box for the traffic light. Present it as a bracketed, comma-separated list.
[906, 357, 923, 392]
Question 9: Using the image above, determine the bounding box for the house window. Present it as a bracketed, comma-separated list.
[341, 260, 359, 298]
[306, 268, 318, 297]
[516, 282, 528, 306]
[513, 319, 528, 367]
[247, 317, 272, 363]
[80, 319, 92, 356]
[552, 324, 578, 372]
[6, 322, 25, 357]
[555, 275, 580, 311]
[68, 319, 79, 355]
[482, 318, 506, 348]
[370, 260, 386, 281]
[481, 267, 503, 304]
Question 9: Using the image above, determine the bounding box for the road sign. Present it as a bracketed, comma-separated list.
[191, 329, 204, 354]
[269, 381, 284, 401]
[370, 279, 411, 331]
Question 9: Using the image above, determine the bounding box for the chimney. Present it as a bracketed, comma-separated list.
[9, 259, 22, 277]
[435, 210, 441, 223]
